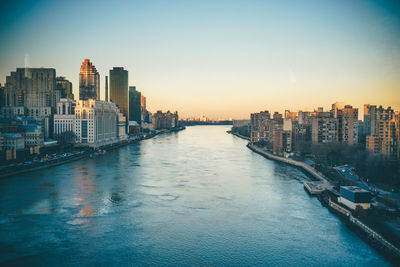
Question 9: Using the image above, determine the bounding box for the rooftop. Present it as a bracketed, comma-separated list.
[341, 186, 369, 193]
[1, 133, 23, 138]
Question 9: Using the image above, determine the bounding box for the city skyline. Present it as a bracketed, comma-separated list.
[1, 1, 400, 264]
[1, 0, 400, 119]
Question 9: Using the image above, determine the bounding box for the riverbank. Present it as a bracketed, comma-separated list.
[227, 130, 250, 141]
[0, 151, 91, 179]
[1, 125, 386, 265]
[0, 126, 186, 178]
[241, 139, 400, 262]
[247, 143, 333, 190]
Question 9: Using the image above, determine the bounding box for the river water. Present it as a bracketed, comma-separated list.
[0, 126, 389, 266]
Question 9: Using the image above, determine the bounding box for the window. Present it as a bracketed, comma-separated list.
[81, 121, 88, 139]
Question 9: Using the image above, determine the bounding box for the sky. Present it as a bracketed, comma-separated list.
[0, 0, 400, 119]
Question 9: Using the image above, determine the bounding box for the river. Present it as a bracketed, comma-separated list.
[0, 126, 389, 266]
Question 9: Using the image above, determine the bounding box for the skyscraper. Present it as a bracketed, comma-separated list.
[105, 76, 109, 102]
[1, 68, 56, 137]
[79, 59, 100, 100]
[3, 68, 56, 110]
[129, 86, 141, 124]
[110, 67, 129, 121]
[56, 76, 74, 100]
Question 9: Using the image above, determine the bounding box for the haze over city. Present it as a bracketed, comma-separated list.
[1, 0, 400, 119]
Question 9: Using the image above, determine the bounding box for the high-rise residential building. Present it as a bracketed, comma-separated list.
[272, 128, 283, 154]
[338, 105, 358, 145]
[378, 120, 396, 158]
[366, 135, 379, 153]
[273, 112, 283, 121]
[79, 59, 100, 100]
[331, 102, 345, 118]
[271, 118, 284, 154]
[291, 110, 316, 149]
[284, 110, 298, 121]
[366, 118, 399, 159]
[395, 113, 400, 160]
[363, 104, 394, 136]
[249, 110, 293, 155]
[110, 67, 129, 121]
[56, 77, 74, 100]
[251, 111, 270, 129]
[364, 105, 398, 159]
[293, 121, 312, 144]
[358, 120, 365, 144]
[74, 99, 119, 148]
[312, 113, 338, 144]
[282, 118, 293, 153]
[363, 104, 371, 138]
[250, 111, 271, 143]
[152, 110, 178, 130]
[298, 110, 316, 125]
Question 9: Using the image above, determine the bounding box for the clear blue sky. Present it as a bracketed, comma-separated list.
[1, 0, 399, 119]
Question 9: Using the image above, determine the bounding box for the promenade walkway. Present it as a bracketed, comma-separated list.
[329, 199, 400, 258]
[247, 144, 334, 192]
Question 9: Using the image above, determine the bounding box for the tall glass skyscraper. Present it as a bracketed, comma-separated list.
[79, 59, 100, 100]
[129, 86, 142, 124]
[110, 67, 129, 121]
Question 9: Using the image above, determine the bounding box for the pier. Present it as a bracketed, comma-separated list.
[304, 181, 325, 195]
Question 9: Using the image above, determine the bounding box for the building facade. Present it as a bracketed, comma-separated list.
[2, 68, 56, 110]
[117, 112, 128, 141]
[129, 86, 142, 124]
[312, 113, 338, 144]
[1, 68, 56, 137]
[20, 125, 44, 147]
[56, 76, 74, 100]
[152, 110, 179, 130]
[364, 105, 399, 159]
[338, 186, 371, 210]
[363, 104, 394, 137]
[337, 105, 358, 145]
[110, 67, 129, 121]
[366, 119, 398, 159]
[74, 99, 119, 148]
[54, 98, 76, 142]
[1, 133, 25, 150]
[250, 111, 271, 143]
